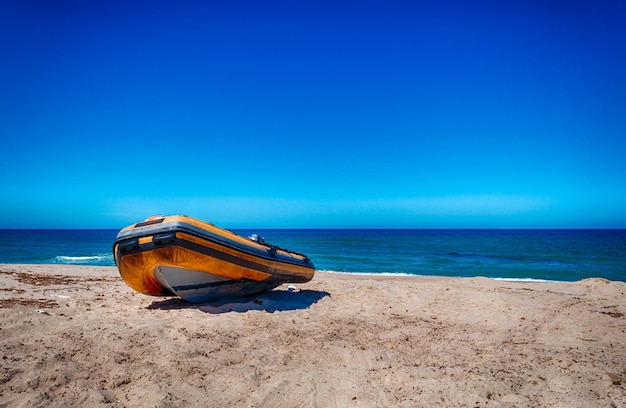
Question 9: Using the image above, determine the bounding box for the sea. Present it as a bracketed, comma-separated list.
[0, 229, 625, 282]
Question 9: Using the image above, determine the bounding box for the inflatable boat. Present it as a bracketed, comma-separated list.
[113, 215, 315, 302]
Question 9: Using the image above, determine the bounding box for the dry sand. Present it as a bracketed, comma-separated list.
[1, 264, 625, 407]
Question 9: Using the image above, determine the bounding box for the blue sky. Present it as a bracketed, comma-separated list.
[1, 0, 625, 228]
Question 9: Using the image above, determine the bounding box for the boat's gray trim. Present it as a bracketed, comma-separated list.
[154, 265, 284, 302]
[173, 281, 282, 303]
[171, 277, 257, 292]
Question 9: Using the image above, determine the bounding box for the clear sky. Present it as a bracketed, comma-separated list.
[1, 0, 625, 229]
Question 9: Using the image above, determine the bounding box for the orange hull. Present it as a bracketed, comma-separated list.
[113, 216, 315, 302]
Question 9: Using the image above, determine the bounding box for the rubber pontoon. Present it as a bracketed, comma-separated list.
[113, 215, 315, 302]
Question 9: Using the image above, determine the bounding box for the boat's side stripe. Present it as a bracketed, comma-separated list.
[175, 222, 272, 259]
[114, 220, 312, 268]
[176, 234, 277, 275]
[173, 233, 311, 281]
[115, 221, 266, 257]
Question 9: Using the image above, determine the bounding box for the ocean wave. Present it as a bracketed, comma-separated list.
[317, 269, 560, 282]
[52, 253, 114, 265]
[491, 277, 559, 283]
[316, 269, 417, 277]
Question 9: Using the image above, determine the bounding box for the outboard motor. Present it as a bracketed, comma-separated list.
[248, 234, 265, 244]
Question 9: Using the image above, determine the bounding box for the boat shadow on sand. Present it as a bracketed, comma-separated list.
[146, 289, 331, 314]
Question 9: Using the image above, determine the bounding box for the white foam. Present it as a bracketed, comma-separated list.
[491, 277, 560, 283]
[53, 254, 113, 264]
[316, 269, 417, 277]
[317, 269, 561, 283]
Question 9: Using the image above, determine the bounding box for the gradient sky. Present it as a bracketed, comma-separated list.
[2, 1, 625, 228]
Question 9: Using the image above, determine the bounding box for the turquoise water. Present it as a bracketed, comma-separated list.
[0, 229, 117, 266]
[0, 229, 624, 282]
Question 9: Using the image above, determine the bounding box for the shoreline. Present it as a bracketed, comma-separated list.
[2, 262, 616, 284]
[317, 269, 567, 283]
[1, 264, 625, 407]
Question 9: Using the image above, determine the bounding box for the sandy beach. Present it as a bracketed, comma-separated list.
[1, 264, 624, 407]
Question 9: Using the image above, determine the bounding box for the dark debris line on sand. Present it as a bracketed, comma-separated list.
[0, 266, 117, 286]
[0, 266, 116, 309]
